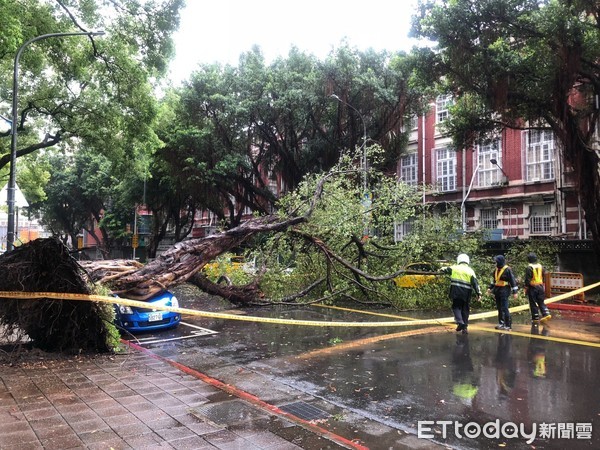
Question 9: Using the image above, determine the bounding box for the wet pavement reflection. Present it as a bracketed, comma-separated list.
[143, 300, 600, 449]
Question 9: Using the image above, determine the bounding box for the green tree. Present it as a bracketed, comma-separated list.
[159, 44, 429, 232]
[411, 0, 600, 260]
[0, 0, 183, 185]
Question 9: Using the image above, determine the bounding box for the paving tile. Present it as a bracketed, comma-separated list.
[69, 417, 111, 434]
[116, 393, 149, 406]
[155, 424, 196, 442]
[103, 412, 144, 428]
[0, 428, 40, 446]
[40, 433, 85, 450]
[17, 398, 53, 412]
[31, 421, 73, 441]
[0, 419, 35, 434]
[144, 415, 181, 430]
[1, 441, 44, 450]
[203, 429, 262, 450]
[232, 430, 297, 448]
[77, 428, 122, 445]
[124, 431, 167, 447]
[56, 402, 99, 418]
[132, 408, 172, 423]
[12, 393, 46, 406]
[110, 420, 153, 438]
[169, 435, 215, 450]
[60, 407, 102, 423]
[85, 396, 122, 410]
[0, 404, 24, 417]
[86, 438, 132, 450]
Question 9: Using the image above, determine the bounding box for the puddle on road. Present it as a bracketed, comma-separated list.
[166, 301, 600, 449]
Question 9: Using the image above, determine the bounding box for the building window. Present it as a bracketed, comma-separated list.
[477, 138, 502, 186]
[394, 218, 414, 242]
[436, 147, 456, 192]
[480, 208, 499, 229]
[529, 204, 552, 234]
[436, 94, 452, 123]
[267, 169, 278, 194]
[399, 152, 418, 185]
[526, 130, 555, 181]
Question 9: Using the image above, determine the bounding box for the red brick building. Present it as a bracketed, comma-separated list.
[395, 95, 587, 243]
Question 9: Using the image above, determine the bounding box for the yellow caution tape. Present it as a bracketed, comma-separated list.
[0, 281, 599, 328]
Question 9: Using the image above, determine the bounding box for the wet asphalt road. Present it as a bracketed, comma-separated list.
[130, 297, 600, 450]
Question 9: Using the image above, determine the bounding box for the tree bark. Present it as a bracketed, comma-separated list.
[88, 214, 306, 300]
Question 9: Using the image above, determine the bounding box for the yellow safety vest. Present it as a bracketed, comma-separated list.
[529, 263, 543, 285]
[450, 264, 476, 290]
[494, 266, 508, 287]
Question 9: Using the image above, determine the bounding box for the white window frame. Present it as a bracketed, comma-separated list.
[399, 152, 418, 185]
[480, 208, 499, 229]
[477, 138, 502, 186]
[526, 129, 555, 182]
[436, 94, 452, 123]
[529, 204, 552, 234]
[435, 147, 456, 192]
[394, 218, 414, 242]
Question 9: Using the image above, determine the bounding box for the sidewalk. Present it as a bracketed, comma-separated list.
[0, 345, 441, 450]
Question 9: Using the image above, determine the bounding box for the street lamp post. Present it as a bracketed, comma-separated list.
[330, 94, 368, 193]
[490, 158, 509, 185]
[330, 94, 369, 237]
[7, 31, 104, 251]
[461, 164, 480, 232]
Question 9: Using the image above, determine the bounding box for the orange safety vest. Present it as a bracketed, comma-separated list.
[494, 266, 508, 287]
[529, 263, 544, 285]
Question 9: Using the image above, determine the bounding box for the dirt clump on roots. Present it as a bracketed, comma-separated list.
[0, 238, 117, 354]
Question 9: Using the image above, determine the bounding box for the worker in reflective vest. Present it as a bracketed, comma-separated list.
[487, 255, 518, 331]
[524, 252, 551, 322]
[441, 253, 482, 334]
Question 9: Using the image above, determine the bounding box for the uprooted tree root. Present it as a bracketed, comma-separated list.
[0, 238, 117, 354]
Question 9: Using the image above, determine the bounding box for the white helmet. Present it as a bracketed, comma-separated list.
[457, 253, 470, 265]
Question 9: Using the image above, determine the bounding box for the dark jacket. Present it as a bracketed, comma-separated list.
[489, 255, 518, 295]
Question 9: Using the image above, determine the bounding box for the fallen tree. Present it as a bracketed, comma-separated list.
[0, 162, 479, 353]
[0, 238, 117, 353]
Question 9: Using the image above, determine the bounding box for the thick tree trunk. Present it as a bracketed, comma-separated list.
[88, 214, 305, 300]
[577, 145, 600, 262]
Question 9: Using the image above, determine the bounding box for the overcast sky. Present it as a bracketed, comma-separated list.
[168, 0, 420, 84]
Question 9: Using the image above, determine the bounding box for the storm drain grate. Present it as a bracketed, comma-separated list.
[279, 402, 331, 421]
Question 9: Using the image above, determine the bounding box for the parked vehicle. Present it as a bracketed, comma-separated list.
[113, 290, 181, 333]
[393, 262, 444, 288]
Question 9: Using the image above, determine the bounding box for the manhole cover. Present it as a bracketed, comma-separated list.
[279, 402, 331, 421]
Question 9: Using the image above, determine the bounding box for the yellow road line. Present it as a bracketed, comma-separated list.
[313, 299, 600, 349]
[312, 303, 418, 320]
[470, 325, 600, 348]
[295, 326, 454, 359]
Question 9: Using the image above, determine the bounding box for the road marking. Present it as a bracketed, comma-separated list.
[125, 322, 218, 346]
[295, 326, 452, 359]
[313, 305, 600, 348]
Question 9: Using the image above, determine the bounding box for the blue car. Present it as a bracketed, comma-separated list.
[113, 290, 181, 333]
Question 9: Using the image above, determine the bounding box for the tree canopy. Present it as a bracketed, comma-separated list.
[150, 45, 427, 241]
[0, 0, 184, 189]
[411, 0, 600, 259]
